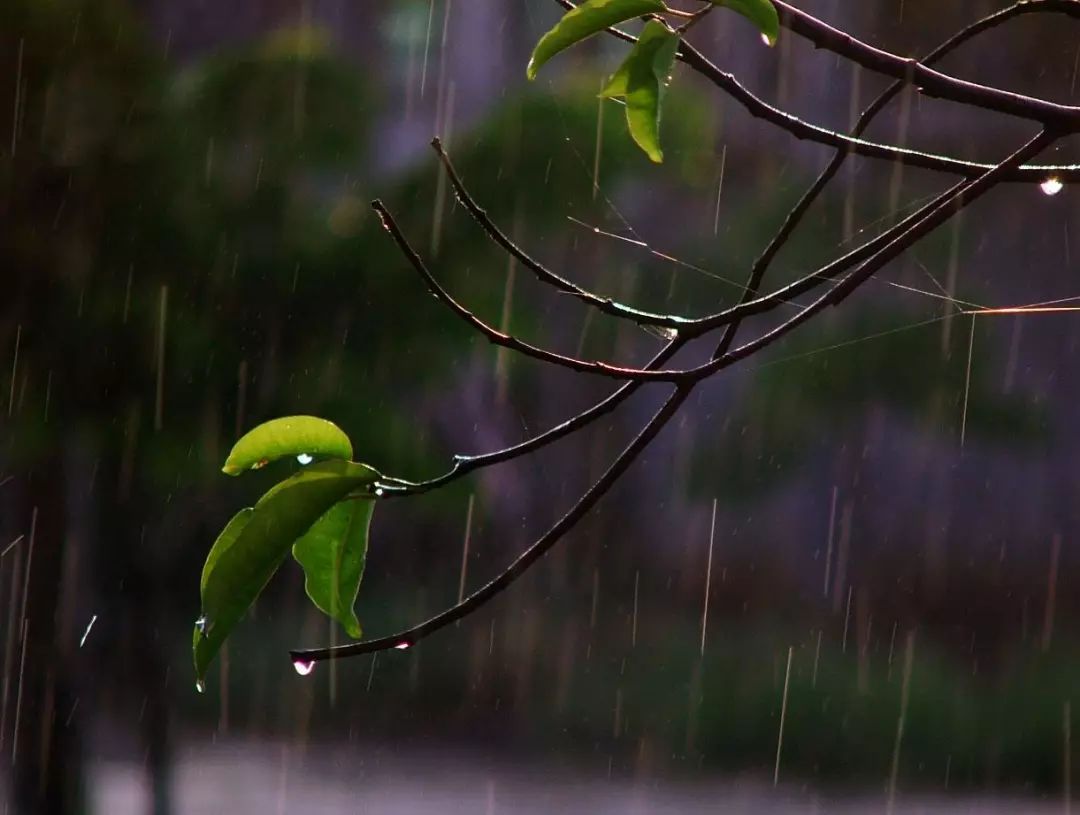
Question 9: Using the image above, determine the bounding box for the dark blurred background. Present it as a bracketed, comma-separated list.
[2, 1, 1079, 812]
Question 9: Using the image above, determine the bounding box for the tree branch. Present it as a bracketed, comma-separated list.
[709, 0, 1059, 361]
[291, 385, 692, 663]
[711, 129, 1058, 373]
[377, 337, 684, 498]
[429, 137, 692, 330]
[772, 0, 1080, 127]
[372, 199, 684, 382]
[290, 5, 1067, 666]
[556, 0, 1080, 182]
[384, 0, 1001, 498]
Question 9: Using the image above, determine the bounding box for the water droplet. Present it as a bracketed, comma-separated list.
[251, 459, 269, 470]
[394, 641, 412, 650]
[194, 615, 209, 634]
[195, 680, 206, 694]
[1041, 177, 1064, 196]
[292, 658, 316, 676]
[374, 487, 385, 498]
[761, 33, 776, 47]
[296, 453, 314, 465]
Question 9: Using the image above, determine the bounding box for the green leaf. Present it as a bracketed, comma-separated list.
[193, 460, 379, 685]
[222, 415, 353, 475]
[714, 0, 779, 46]
[527, 0, 667, 80]
[600, 20, 680, 163]
[292, 498, 374, 639]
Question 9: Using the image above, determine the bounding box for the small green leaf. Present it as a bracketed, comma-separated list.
[292, 498, 374, 639]
[527, 0, 666, 80]
[600, 20, 680, 163]
[194, 460, 379, 684]
[222, 415, 353, 475]
[713, 0, 779, 46]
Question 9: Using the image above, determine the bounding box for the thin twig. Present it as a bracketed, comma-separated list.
[291, 385, 692, 662]
[372, 200, 680, 382]
[773, 0, 1080, 127]
[430, 137, 691, 330]
[557, 0, 1080, 182]
[299, 131, 1050, 663]
[292, 3, 1068, 664]
[712, 0, 1045, 359]
[386, 0, 1015, 502]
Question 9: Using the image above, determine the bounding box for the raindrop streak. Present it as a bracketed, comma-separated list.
[886, 632, 916, 815]
[823, 486, 837, 598]
[713, 146, 727, 236]
[959, 314, 976, 449]
[1041, 177, 1065, 196]
[292, 659, 316, 677]
[1042, 533, 1062, 652]
[366, 653, 378, 692]
[774, 645, 794, 787]
[8, 324, 21, 418]
[592, 76, 604, 200]
[11, 38, 23, 156]
[842, 585, 854, 653]
[0, 535, 23, 560]
[78, 615, 98, 648]
[811, 629, 822, 688]
[154, 285, 168, 431]
[700, 498, 717, 656]
[457, 494, 475, 605]
[296, 453, 314, 465]
[1065, 700, 1072, 813]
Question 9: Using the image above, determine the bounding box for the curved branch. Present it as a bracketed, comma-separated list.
[384, 9, 978, 498]
[380, 117, 1052, 386]
[675, 38, 1080, 182]
[378, 337, 683, 498]
[430, 137, 691, 330]
[773, 0, 1080, 127]
[291, 8, 1061, 666]
[372, 199, 688, 382]
[295, 127, 1047, 665]
[291, 385, 692, 663]
[710, 130, 1057, 373]
[691, 183, 958, 329]
[705, 0, 1033, 356]
[556, 0, 1080, 182]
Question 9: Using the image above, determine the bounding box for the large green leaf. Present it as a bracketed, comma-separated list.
[292, 498, 374, 639]
[193, 460, 379, 685]
[600, 20, 680, 163]
[222, 415, 353, 475]
[714, 0, 779, 46]
[527, 0, 666, 80]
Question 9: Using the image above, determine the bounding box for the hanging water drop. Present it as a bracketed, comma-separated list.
[293, 658, 316, 676]
[394, 641, 412, 650]
[194, 615, 209, 634]
[296, 453, 314, 465]
[1041, 177, 1064, 196]
[195, 680, 206, 694]
[374, 487, 385, 497]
